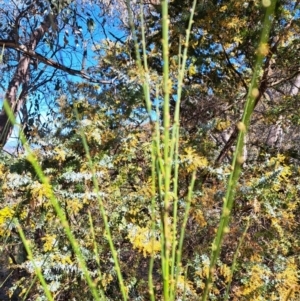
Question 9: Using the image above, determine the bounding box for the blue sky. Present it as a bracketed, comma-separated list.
[1, 0, 126, 153]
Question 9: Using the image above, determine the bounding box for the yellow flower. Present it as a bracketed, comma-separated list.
[66, 199, 83, 215]
[233, 36, 243, 44]
[42, 234, 57, 252]
[0, 163, 5, 176]
[276, 258, 299, 298]
[193, 209, 207, 227]
[54, 146, 66, 162]
[180, 147, 208, 172]
[216, 119, 231, 131]
[227, 17, 240, 29]
[219, 263, 232, 283]
[241, 264, 270, 296]
[31, 182, 52, 202]
[219, 5, 227, 12]
[127, 225, 161, 257]
[101, 273, 113, 290]
[177, 274, 196, 295]
[0, 206, 14, 236]
[188, 64, 197, 76]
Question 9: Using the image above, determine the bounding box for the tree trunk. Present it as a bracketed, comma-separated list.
[0, 15, 54, 147]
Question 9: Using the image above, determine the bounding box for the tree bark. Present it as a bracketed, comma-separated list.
[0, 15, 54, 147]
[290, 74, 300, 96]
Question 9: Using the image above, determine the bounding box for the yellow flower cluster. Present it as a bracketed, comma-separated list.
[276, 258, 299, 300]
[240, 264, 270, 297]
[219, 263, 232, 283]
[66, 199, 83, 215]
[30, 182, 52, 205]
[101, 273, 113, 290]
[42, 234, 57, 252]
[0, 206, 14, 236]
[216, 119, 231, 131]
[54, 146, 66, 162]
[127, 225, 161, 257]
[192, 209, 207, 227]
[180, 147, 208, 172]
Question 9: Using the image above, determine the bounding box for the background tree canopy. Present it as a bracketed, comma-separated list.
[0, 0, 299, 300]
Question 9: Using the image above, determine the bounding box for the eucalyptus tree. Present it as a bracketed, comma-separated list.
[0, 0, 119, 148]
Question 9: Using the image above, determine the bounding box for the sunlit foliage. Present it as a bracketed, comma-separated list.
[0, 0, 300, 300]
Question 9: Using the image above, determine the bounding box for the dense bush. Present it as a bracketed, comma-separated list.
[0, 0, 300, 300]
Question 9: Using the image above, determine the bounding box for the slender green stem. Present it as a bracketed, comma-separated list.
[161, 0, 171, 296]
[154, 99, 165, 177]
[88, 211, 106, 300]
[169, 2, 197, 299]
[170, 122, 179, 298]
[148, 95, 161, 301]
[170, 0, 198, 162]
[22, 239, 59, 301]
[139, 0, 152, 115]
[182, 264, 191, 301]
[14, 220, 54, 301]
[124, 12, 161, 298]
[174, 171, 196, 295]
[153, 99, 168, 295]
[4, 101, 102, 301]
[74, 107, 127, 301]
[201, 2, 277, 300]
[125, 0, 152, 118]
[224, 217, 250, 300]
[148, 141, 157, 301]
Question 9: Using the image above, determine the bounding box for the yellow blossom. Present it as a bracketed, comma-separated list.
[127, 225, 161, 257]
[0, 206, 14, 236]
[219, 5, 227, 12]
[42, 234, 57, 252]
[219, 263, 232, 283]
[101, 273, 113, 290]
[241, 264, 270, 296]
[66, 199, 83, 215]
[54, 146, 66, 162]
[193, 209, 207, 227]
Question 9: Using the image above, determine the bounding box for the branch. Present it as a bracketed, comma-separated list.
[0, 40, 115, 84]
[109, 31, 126, 44]
[219, 39, 249, 92]
[269, 70, 300, 88]
[215, 14, 297, 165]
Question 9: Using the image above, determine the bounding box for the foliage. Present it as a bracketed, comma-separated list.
[0, 0, 300, 300]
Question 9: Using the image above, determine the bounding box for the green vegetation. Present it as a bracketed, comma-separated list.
[0, 0, 299, 300]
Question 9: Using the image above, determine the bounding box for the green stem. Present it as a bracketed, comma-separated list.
[4, 101, 101, 301]
[201, 1, 277, 300]
[74, 107, 128, 301]
[224, 217, 250, 300]
[148, 139, 157, 301]
[88, 211, 106, 300]
[161, 1, 171, 297]
[169, 1, 198, 299]
[174, 171, 196, 296]
[14, 220, 54, 301]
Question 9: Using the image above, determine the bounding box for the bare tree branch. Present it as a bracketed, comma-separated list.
[0, 40, 115, 84]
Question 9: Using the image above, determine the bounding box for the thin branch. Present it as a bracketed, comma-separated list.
[109, 31, 126, 44]
[269, 70, 300, 87]
[0, 40, 115, 84]
[219, 39, 248, 92]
